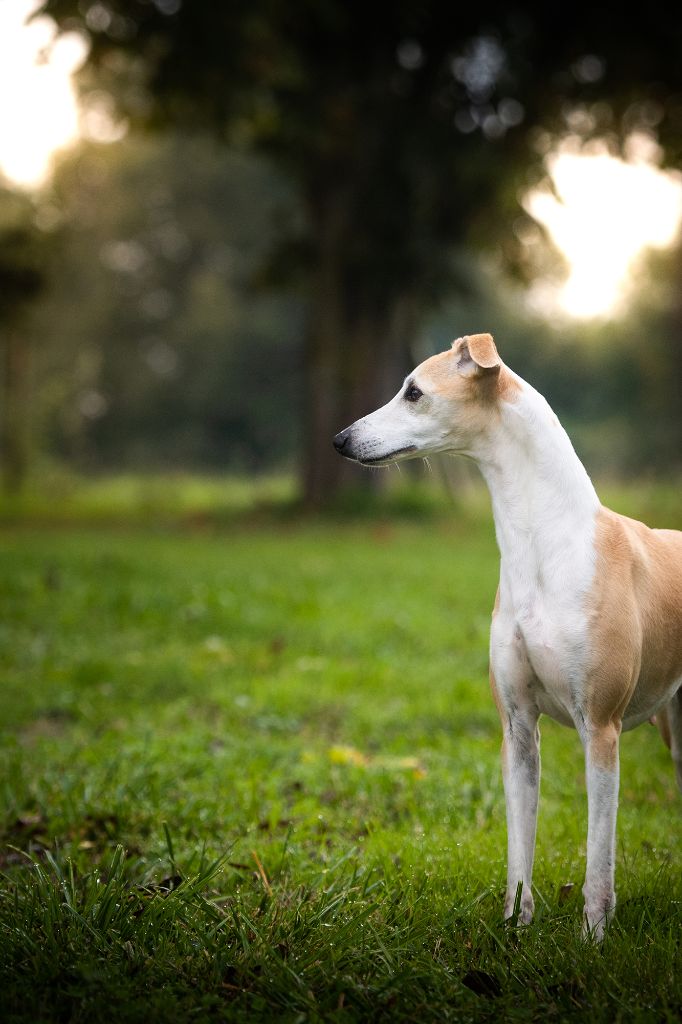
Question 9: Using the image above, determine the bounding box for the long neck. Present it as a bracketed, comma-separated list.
[473, 374, 600, 600]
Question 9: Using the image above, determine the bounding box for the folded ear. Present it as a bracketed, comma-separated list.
[453, 334, 501, 378]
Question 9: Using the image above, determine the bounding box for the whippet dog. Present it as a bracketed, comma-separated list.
[333, 333, 682, 940]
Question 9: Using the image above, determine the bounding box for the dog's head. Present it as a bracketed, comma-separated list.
[333, 334, 516, 465]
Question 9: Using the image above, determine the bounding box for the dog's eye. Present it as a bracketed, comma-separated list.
[403, 382, 423, 403]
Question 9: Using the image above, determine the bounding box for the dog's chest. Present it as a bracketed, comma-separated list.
[513, 597, 590, 725]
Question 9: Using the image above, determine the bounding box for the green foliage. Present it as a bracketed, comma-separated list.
[1, 491, 680, 1020]
[41, 0, 534, 298]
[40, 0, 682, 293]
[19, 138, 682, 480]
[21, 1, 679, 495]
[29, 136, 303, 471]
[35, 2, 565, 504]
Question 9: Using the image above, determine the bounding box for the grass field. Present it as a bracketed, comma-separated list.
[1, 481, 680, 1022]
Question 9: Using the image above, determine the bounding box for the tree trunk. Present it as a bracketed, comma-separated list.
[1, 329, 31, 494]
[300, 201, 418, 508]
[300, 191, 348, 509]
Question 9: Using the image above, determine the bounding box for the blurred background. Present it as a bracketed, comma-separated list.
[1, 0, 681, 517]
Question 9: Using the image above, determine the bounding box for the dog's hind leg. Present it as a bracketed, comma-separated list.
[654, 686, 682, 792]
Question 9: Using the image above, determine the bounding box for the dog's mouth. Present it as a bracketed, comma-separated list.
[357, 445, 417, 466]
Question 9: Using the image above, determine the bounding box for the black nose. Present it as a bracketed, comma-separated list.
[333, 429, 350, 453]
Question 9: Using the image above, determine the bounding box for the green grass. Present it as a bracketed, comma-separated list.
[0, 488, 680, 1022]
[0, 469, 298, 526]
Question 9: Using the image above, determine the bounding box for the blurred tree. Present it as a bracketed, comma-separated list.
[39, 0, 682, 503]
[0, 191, 51, 492]
[37, 1, 531, 504]
[14, 141, 680, 482]
[32, 136, 303, 472]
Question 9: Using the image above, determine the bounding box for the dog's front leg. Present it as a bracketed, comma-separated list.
[500, 700, 540, 924]
[490, 642, 540, 926]
[581, 720, 621, 941]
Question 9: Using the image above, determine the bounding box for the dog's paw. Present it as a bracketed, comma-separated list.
[581, 890, 616, 942]
[504, 885, 534, 925]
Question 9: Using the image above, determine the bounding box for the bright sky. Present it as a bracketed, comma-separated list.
[1, 3, 681, 319]
[526, 137, 682, 318]
[0, 0, 88, 189]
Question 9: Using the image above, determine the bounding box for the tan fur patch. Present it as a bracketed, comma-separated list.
[417, 350, 462, 395]
[585, 507, 682, 728]
[589, 722, 621, 769]
[654, 706, 673, 750]
[463, 333, 499, 369]
[498, 366, 523, 403]
[490, 664, 505, 721]
[417, 347, 521, 406]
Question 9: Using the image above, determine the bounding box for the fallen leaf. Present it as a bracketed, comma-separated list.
[328, 745, 368, 767]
